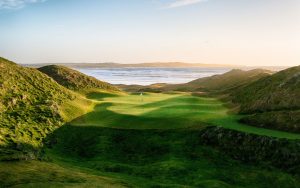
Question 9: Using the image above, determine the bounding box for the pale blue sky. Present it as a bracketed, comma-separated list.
[0, 0, 299, 66]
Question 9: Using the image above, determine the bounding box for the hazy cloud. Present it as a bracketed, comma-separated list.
[164, 0, 208, 9]
[0, 0, 46, 9]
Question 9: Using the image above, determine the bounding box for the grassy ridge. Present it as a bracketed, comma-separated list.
[170, 69, 272, 92]
[38, 65, 120, 93]
[0, 58, 75, 160]
[0, 58, 95, 160]
[231, 66, 300, 132]
[232, 66, 300, 113]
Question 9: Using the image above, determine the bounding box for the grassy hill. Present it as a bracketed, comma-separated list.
[38, 65, 120, 93]
[0, 57, 92, 160]
[231, 66, 300, 132]
[163, 69, 272, 92]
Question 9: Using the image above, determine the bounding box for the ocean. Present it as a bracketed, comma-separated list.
[75, 67, 232, 86]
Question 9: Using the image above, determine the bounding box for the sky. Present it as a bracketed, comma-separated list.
[0, 0, 299, 66]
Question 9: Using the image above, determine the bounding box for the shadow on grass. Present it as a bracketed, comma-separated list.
[76, 92, 225, 131]
[44, 123, 300, 188]
[86, 91, 121, 100]
[40, 93, 300, 187]
[70, 100, 210, 129]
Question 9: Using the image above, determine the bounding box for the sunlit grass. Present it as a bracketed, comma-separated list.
[70, 92, 300, 139]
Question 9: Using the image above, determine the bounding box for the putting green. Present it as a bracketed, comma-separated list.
[70, 92, 300, 139]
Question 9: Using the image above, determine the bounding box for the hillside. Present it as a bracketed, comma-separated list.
[189, 69, 272, 91]
[0, 57, 89, 160]
[123, 69, 272, 93]
[165, 69, 272, 92]
[231, 66, 300, 132]
[38, 65, 119, 92]
[232, 66, 300, 112]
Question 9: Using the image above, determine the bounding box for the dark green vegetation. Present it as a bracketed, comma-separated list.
[230, 66, 300, 132]
[3, 126, 299, 187]
[42, 127, 299, 188]
[38, 65, 119, 93]
[200, 127, 300, 173]
[1, 57, 300, 187]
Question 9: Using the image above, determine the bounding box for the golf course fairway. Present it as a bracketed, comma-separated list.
[71, 92, 300, 139]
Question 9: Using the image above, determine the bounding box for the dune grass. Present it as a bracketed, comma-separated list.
[38, 65, 120, 92]
[71, 92, 300, 139]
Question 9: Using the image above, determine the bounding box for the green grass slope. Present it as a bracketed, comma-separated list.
[230, 66, 300, 132]
[168, 69, 272, 92]
[0, 57, 92, 160]
[38, 65, 120, 93]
